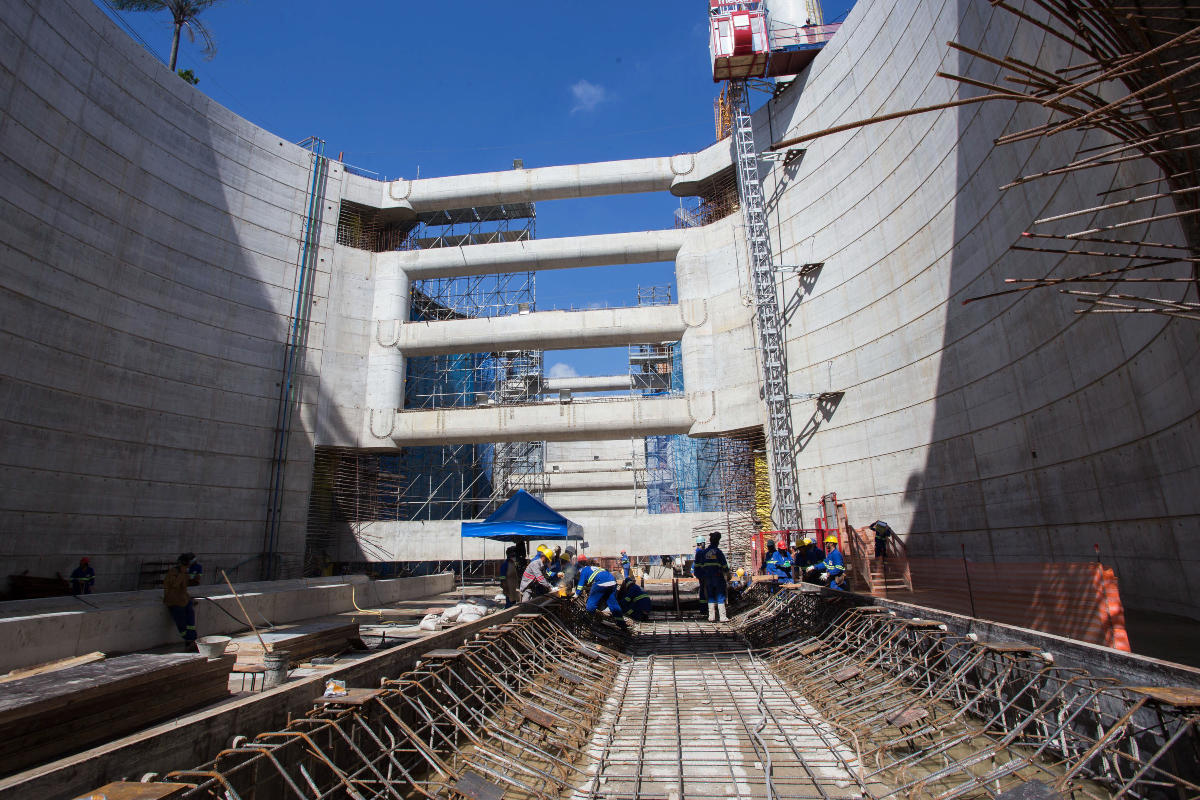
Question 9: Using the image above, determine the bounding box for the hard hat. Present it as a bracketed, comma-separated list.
[736, 568, 745, 578]
[564, 547, 576, 557]
[576, 556, 588, 567]
[801, 538, 813, 546]
[537, 545, 552, 558]
[695, 535, 705, 545]
[620, 550, 627, 555]
[776, 540, 787, 550]
[80, 557, 90, 565]
[824, 535, 838, 544]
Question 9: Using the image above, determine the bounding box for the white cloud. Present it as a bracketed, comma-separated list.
[547, 362, 579, 379]
[570, 79, 608, 113]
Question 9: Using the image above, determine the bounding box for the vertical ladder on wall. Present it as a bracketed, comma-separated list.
[729, 81, 802, 531]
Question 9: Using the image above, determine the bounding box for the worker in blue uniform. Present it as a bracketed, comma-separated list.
[696, 532, 730, 622]
[797, 537, 824, 583]
[812, 534, 846, 585]
[617, 578, 652, 621]
[575, 560, 626, 626]
[764, 540, 793, 588]
[691, 534, 707, 603]
[619, 550, 631, 580]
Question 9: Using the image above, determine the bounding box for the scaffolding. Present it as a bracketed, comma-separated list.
[305, 203, 544, 570]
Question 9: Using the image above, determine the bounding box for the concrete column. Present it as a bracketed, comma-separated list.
[394, 305, 688, 356]
[365, 262, 409, 427]
[381, 230, 689, 281]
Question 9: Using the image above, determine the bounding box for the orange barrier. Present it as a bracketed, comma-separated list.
[898, 558, 1130, 651]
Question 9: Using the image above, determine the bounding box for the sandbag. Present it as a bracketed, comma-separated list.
[418, 613, 443, 631]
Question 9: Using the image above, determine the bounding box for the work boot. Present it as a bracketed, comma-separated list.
[717, 602, 728, 623]
[707, 602, 717, 622]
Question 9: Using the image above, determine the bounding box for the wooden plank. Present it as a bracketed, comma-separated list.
[314, 688, 384, 707]
[71, 782, 192, 799]
[0, 651, 106, 683]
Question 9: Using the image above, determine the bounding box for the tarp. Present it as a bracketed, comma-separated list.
[460, 489, 584, 543]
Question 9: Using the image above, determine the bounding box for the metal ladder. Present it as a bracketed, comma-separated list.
[729, 81, 802, 531]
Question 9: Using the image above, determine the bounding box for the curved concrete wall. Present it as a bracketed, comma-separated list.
[761, 0, 1200, 616]
[0, 0, 345, 588]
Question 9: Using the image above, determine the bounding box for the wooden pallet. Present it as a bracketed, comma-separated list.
[0, 653, 232, 777]
[231, 621, 364, 666]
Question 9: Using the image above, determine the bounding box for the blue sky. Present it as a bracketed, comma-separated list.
[98, 0, 856, 379]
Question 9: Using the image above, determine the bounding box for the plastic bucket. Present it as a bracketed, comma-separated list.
[263, 650, 290, 688]
[196, 635, 232, 659]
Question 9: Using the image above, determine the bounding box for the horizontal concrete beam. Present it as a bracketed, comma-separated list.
[375, 144, 733, 215]
[544, 374, 636, 393]
[395, 305, 686, 356]
[543, 490, 647, 512]
[541, 470, 639, 491]
[389, 396, 694, 445]
[382, 230, 688, 280]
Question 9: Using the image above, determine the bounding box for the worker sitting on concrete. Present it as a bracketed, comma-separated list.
[812, 535, 846, 585]
[765, 540, 793, 587]
[70, 557, 95, 595]
[619, 550, 631, 580]
[797, 537, 825, 583]
[575, 559, 626, 626]
[691, 534, 707, 603]
[696, 532, 731, 622]
[829, 571, 849, 591]
[163, 552, 201, 650]
[617, 577, 652, 621]
[519, 545, 554, 602]
[869, 520, 893, 560]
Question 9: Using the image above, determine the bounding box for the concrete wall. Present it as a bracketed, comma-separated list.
[0, 0, 350, 588]
[0, 572, 454, 673]
[761, 0, 1200, 616]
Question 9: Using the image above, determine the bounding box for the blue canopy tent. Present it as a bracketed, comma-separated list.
[461, 489, 584, 543]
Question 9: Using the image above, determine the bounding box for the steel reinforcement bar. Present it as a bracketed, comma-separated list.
[743, 594, 1200, 800]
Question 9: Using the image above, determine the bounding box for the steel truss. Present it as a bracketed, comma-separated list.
[730, 80, 803, 531]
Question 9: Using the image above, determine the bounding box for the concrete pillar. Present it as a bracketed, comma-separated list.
[366, 262, 409, 432]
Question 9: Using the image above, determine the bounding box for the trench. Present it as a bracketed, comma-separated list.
[146, 591, 1198, 800]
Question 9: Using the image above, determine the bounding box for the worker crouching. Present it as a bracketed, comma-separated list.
[575, 559, 627, 628]
[617, 577, 652, 621]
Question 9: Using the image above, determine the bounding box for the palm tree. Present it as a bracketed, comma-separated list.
[111, 0, 227, 72]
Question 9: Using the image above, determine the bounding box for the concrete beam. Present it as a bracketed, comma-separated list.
[376, 145, 734, 215]
[543, 375, 636, 393]
[382, 230, 688, 280]
[541, 470, 639, 491]
[543, 490, 647, 512]
[395, 305, 686, 356]
[387, 396, 694, 445]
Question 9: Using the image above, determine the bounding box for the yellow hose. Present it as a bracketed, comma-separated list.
[351, 585, 384, 618]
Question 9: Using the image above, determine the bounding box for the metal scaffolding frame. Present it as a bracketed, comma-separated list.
[730, 79, 803, 531]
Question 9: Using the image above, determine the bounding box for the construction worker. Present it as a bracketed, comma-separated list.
[829, 572, 849, 591]
[500, 545, 523, 607]
[797, 537, 824, 583]
[761, 539, 776, 573]
[619, 550, 631, 580]
[163, 552, 201, 650]
[546, 545, 564, 582]
[765, 540, 793, 585]
[558, 546, 579, 594]
[696, 532, 730, 622]
[690, 534, 707, 603]
[519, 545, 554, 601]
[70, 557, 95, 595]
[813, 535, 846, 585]
[575, 559, 626, 625]
[617, 577, 652, 621]
[869, 520, 893, 560]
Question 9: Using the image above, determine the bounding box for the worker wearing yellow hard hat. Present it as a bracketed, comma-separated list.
[810, 534, 845, 586]
[797, 536, 824, 580]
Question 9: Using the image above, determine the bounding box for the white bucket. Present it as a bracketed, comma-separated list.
[263, 650, 290, 688]
[196, 635, 233, 659]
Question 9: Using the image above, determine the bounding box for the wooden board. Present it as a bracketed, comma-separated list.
[0, 653, 232, 778]
[231, 621, 362, 666]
